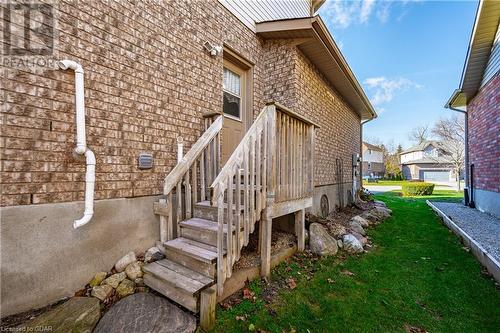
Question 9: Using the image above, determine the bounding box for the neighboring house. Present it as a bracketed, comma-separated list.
[400, 141, 454, 183]
[446, 0, 500, 217]
[0, 0, 376, 320]
[361, 142, 385, 178]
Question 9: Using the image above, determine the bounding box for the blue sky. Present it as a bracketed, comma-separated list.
[319, 0, 477, 149]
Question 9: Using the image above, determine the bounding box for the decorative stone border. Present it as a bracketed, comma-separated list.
[427, 200, 500, 283]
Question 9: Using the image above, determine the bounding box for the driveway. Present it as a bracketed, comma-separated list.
[364, 185, 400, 194]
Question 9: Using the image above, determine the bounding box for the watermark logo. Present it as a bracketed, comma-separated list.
[2, 1, 58, 70]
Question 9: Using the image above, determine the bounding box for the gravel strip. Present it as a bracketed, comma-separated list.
[431, 202, 500, 262]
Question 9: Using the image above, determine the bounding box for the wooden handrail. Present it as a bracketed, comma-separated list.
[163, 116, 223, 195]
[210, 103, 316, 296]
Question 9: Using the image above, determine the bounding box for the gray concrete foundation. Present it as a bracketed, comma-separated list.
[473, 188, 500, 218]
[312, 182, 354, 217]
[1, 196, 160, 317]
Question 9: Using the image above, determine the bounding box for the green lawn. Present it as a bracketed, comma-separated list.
[212, 190, 499, 332]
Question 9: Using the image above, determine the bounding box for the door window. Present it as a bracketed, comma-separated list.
[223, 67, 241, 119]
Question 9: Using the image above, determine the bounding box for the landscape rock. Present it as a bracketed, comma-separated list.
[89, 272, 107, 287]
[352, 231, 368, 245]
[94, 293, 196, 333]
[328, 223, 347, 238]
[352, 215, 369, 228]
[115, 251, 137, 272]
[304, 229, 309, 244]
[91, 285, 113, 301]
[343, 234, 364, 254]
[103, 272, 126, 288]
[373, 206, 392, 218]
[116, 279, 135, 298]
[337, 239, 343, 248]
[125, 261, 143, 280]
[17, 297, 100, 333]
[145, 246, 164, 263]
[134, 278, 145, 287]
[349, 221, 366, 236]
[309, 223, 338, 256]
[374, 200, 387, 207]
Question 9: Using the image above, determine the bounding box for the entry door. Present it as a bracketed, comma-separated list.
[221, 60, 247, 164]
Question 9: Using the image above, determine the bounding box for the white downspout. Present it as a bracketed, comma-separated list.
[58, 60, 96, 228]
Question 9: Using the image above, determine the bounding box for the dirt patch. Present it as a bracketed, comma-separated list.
[234, 228, 296, 270]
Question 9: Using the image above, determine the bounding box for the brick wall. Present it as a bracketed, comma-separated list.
[468, 74, 500, 193]
[263, 43, 361, 186]
[1, 0, 362, 206]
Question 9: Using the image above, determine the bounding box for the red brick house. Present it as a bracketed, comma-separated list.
[0, 0, 376, 320]
[446, 0, 499, 217]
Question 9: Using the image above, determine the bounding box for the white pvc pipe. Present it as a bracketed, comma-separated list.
[58, 59, 96, 228]
[74, 149, 96, 228]
[177, 136, 184, 163]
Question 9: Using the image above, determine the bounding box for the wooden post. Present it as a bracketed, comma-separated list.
[261, 105, 277, 277]
[294, 209, 305, 251]
[260, 210, 272, 277]
[159, 198, 167, 243]
[200, 286, 216, 332]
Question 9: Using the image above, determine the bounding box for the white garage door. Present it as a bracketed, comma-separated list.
[422, 170, 449, 182]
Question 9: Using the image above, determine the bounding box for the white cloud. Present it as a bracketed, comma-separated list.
[320, 0, 417, 29]
[364, 76, 421, 107]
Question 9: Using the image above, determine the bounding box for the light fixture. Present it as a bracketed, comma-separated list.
[204, 41, 223, 57]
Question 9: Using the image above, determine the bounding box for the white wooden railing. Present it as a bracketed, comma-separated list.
[155, 115, 223, 243]
[210, 103, 316, 295]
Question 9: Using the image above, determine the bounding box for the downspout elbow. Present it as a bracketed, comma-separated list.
[74, 149, 96, 229]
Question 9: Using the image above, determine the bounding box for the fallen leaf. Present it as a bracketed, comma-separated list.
[243, 288, 255, 300]
[341, 270, 355, 276]
[235, 316, 246, 321]
[327, 278, 335, 284]
[287, 278, 297, 289]
[248, 323, 255, 331]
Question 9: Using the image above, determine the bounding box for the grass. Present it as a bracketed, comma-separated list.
[212, 190, 499, 332]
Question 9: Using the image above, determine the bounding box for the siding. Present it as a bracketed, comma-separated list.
[481, 23, 500, 87]
[219, 0, 311, 31]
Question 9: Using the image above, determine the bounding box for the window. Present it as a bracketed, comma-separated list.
[368, 149, 372, 154]
[223, 67, 241, 119]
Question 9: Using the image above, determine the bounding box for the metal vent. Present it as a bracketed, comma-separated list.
[138, 153, 153, 169]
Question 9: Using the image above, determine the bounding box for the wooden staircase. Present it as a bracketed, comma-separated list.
[145, 103, 317, 330]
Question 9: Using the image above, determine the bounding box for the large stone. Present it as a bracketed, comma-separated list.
[343, 234, 364, 254]
[351, 215, 369, 228]
[91, 285, 113, 302]
[89, 272, 107, 287]
[17, 297, 100, 333]
[94, 293, 196, 333]
[374, 206, 392, 217]
[350, 221, 366, 236]
[116, 279, 135, 298]
[309, 223, 338, 256]
[103, 272, 127, 289]
[145, 246, 165, 263]
[125, 261, 143, 280]
[352, 231, 368, 245]
[374, 200, 387, 207]
[115, 252, 137, 272]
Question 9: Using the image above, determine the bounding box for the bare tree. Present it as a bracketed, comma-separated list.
[408, 124, 430, 144]
[432, 115, 465, 191]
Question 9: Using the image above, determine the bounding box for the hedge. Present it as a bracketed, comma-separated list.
[402, 182, 435, 196]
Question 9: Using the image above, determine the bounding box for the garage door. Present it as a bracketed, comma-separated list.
[422, 170, 449, 182]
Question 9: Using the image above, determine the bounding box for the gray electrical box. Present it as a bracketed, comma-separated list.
[138, 153, 153, 169]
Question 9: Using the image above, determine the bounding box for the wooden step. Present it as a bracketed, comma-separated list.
[193, 200, 244, 221]
[143, 258, 214, 313]
[180, 218, 227, 247]
[164, 237, 226, 278]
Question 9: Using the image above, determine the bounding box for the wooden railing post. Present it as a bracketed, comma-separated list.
[308, 124, 315, 196]
[261, 105, 276, 277]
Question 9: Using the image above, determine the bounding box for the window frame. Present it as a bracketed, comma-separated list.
[222, 60, 246, 122]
